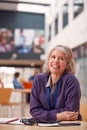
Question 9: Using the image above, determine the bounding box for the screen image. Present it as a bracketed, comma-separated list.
[0, 28, 45, 54]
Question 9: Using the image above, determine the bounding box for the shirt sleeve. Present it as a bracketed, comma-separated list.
[55, 75, 81, 120]
[64, 76, 81, 112]
[30, 75, 58, 122]
[13, 78, 22, 89]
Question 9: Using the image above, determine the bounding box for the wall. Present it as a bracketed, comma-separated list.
[0, 10, 44, 29]
[76, 57, 87, 96]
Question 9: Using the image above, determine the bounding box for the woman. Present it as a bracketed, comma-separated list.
[30, 45, 81, 122]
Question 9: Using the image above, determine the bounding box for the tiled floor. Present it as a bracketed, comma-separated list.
[0, 90, 32, 118]
[0, 103, 32, 118]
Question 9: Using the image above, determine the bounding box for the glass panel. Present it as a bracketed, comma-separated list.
[73, 42, 87, 60]
[73, 0, 84, 18]
[48, 24, 51, 41]
[62, 2, 68, 28]
[55, 14, 58, 35]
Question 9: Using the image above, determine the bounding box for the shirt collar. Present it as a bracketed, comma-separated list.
[45, 75, 61, 88]
[45, 75, 51, 88]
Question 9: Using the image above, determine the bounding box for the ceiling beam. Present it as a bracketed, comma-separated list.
[0, 0, 54, 5]
[0, 2, 50, 14]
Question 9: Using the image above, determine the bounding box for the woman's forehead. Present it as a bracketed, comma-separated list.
[51, 48, 66, 55]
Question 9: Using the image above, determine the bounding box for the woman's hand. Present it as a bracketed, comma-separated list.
[56, 111, 78, 121]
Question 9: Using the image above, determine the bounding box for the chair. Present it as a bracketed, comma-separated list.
[22, 81, 32, 89]
[80, 103, 87, 121]
[0, 88, 21, 117]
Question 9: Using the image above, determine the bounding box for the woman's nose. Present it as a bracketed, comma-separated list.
[54, 57, 59, 62]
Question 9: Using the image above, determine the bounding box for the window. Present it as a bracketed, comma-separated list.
[62, 3, 68, 28]
[48, 24, 51, 41]
[73, 42, 87, 60]
[55, 14, 58, 35]
[73, 0, 84, 18]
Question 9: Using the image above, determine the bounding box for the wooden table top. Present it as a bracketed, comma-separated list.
[0, 121, 87, 130]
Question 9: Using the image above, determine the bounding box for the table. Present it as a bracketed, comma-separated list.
[14, 89, 31, 117]
[0, 121, 87, 130]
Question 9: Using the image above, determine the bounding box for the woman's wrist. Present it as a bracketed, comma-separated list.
[56, 113, 63, 121]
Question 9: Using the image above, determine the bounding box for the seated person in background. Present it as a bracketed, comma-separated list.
[30, 45, 82, 122]
[26, 69, 38, 103]
[13, 72, 23, 89]
[29, 69, 38, 81]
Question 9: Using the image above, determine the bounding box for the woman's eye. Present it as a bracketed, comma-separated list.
[51, 55, 55, 59]
[60, 57, 64, 60]
[50, 55, 65, 61]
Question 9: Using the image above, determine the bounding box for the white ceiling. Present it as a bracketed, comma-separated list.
[2, 0, 54, 4]
[0, 0, 56, 14]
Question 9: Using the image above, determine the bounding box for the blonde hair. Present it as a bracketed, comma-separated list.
[43, 45, 75, 74]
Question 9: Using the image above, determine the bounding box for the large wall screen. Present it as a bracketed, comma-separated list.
[0, 28, 45, 54]
[0, 11, 45, 61]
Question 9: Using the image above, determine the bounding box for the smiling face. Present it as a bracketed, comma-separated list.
[48, 48, 67, 77]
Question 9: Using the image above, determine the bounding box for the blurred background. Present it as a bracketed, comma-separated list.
[0, 0, 87, 117]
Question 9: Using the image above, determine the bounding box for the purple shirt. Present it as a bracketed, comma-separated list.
[30, 72, 82, 121]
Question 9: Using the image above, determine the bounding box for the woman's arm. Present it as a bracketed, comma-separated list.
[56, 76, 81, 121]
[30, 74, 81, 121]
